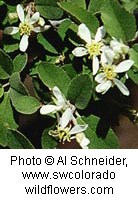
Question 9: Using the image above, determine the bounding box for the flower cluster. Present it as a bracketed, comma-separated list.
[40, 86, 90, 149]
[72, 23, 134, 96]
[4, 4, 50, 52]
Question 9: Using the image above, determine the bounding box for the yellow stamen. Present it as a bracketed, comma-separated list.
[57, 127, 71, 142]
[86, 41, 103, 58]
[19, 22, 33, 36]
[103, 65, 117, 80]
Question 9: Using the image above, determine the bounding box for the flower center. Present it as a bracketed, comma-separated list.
[103, 65, 117, 80]
[86, 41, 103, 58]
[57, 127, 71, 142]
[19, 22, 33, 36]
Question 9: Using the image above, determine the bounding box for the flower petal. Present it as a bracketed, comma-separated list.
[114, 60, 134, 73]
[52, 86, 66, 107]
[113, 78, 129, 96]
[96, 80, 112, 94]
[69, 124, 88, 135]
[95, 73, 106, 83]
[75, 133, 90, 148]
[78, 23, 91, 44]
[38, 17, 45, 26]
[110, 38, 129, 55]
[92, 55, 99, 75]
[19, 34, 29, 52]
[95, 26, 106, 42]
[4, 27, 19, 35]
[80, 137, 90, 148]
[60, 108, 73, 128]
[101, 46, 115, 65]
[33, 26, 50, 33]
[110, 38, 121, 53]
[17, 4, 24, 23]
[40, 105, 60, 115]
[72, 47, 88, 57]
[29, 12, 40, 24]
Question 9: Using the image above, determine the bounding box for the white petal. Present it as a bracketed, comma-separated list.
[96, 80, 112, 94]
[95, 73, 106, 83]
[110, 39, 121, 53]
[40, 105, 60, 115]
[17, 4, 24, 23]
[19, 34, 29, 52]
[44, 25, 51, 30]
[52, 86, 66, 107]
[38, 17, 45, 26]
[33, 27, 43, 33]
[4, 27, 19, 35]
[33, 26, 50, 33]
[53, 86, 62, 99]
[78, 23, 91, 44]
[113, 78, 129, 96]
[72, 47, 88, 57]
[29, 12, 40, 24]
[60, 108, 73, 128]
[69, 124, 88, 135]
[114, 60, 134, 73]
[95, 26, 106, 42]
[92, 55, 99, 75]
[80, 137, 90, 148]
[101, 46, 115, 65]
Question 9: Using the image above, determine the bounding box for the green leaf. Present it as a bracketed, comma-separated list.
[13, 53, 28, 73]
[128, 69, 138, 84]
[58, 19, 72, 40]
[0, 122, 34, 148]
[10, 89, 41, 114]
[42, 127, 57, 149]
[129, 45, 138, 68]
[0, 1, 4, 6]
[133, 44, 138, 52]
[67, 0, 86, 9]
[0, 120, 7, 146]
[37, 33, 58, 54]
[67, 74, 92, 109]
[4, 43, 19, 53]
[37, 62, 70, 95]
[35, 0, 63, 19]
[58, 2, 99, 34]
[9, 72, 41, 114]
[121, 0, 138, 12]
[88, 0, 103, 14]
[0, 92, 17, 129]
[6, 129, 34, 149]
[9, 72, 28, 95]
[0, 48, 13, 79]
[78, 115, 119, 149]
[101, 0, 136, 41]
[62, 64, 77, 79]
[0, 84, 4, 98]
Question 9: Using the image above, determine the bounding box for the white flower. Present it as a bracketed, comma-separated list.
[95, 60, 134, 96]
[49, 108, 88, 142]
[101, 45, 116, 65]
[110, 38, 129, 58]
[75, 133, 90, 149]
[72, 23, 106, 75]
[40, 86, 74, 115]
[38, 17, 45, 27]
[4, 4, 50, 52]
